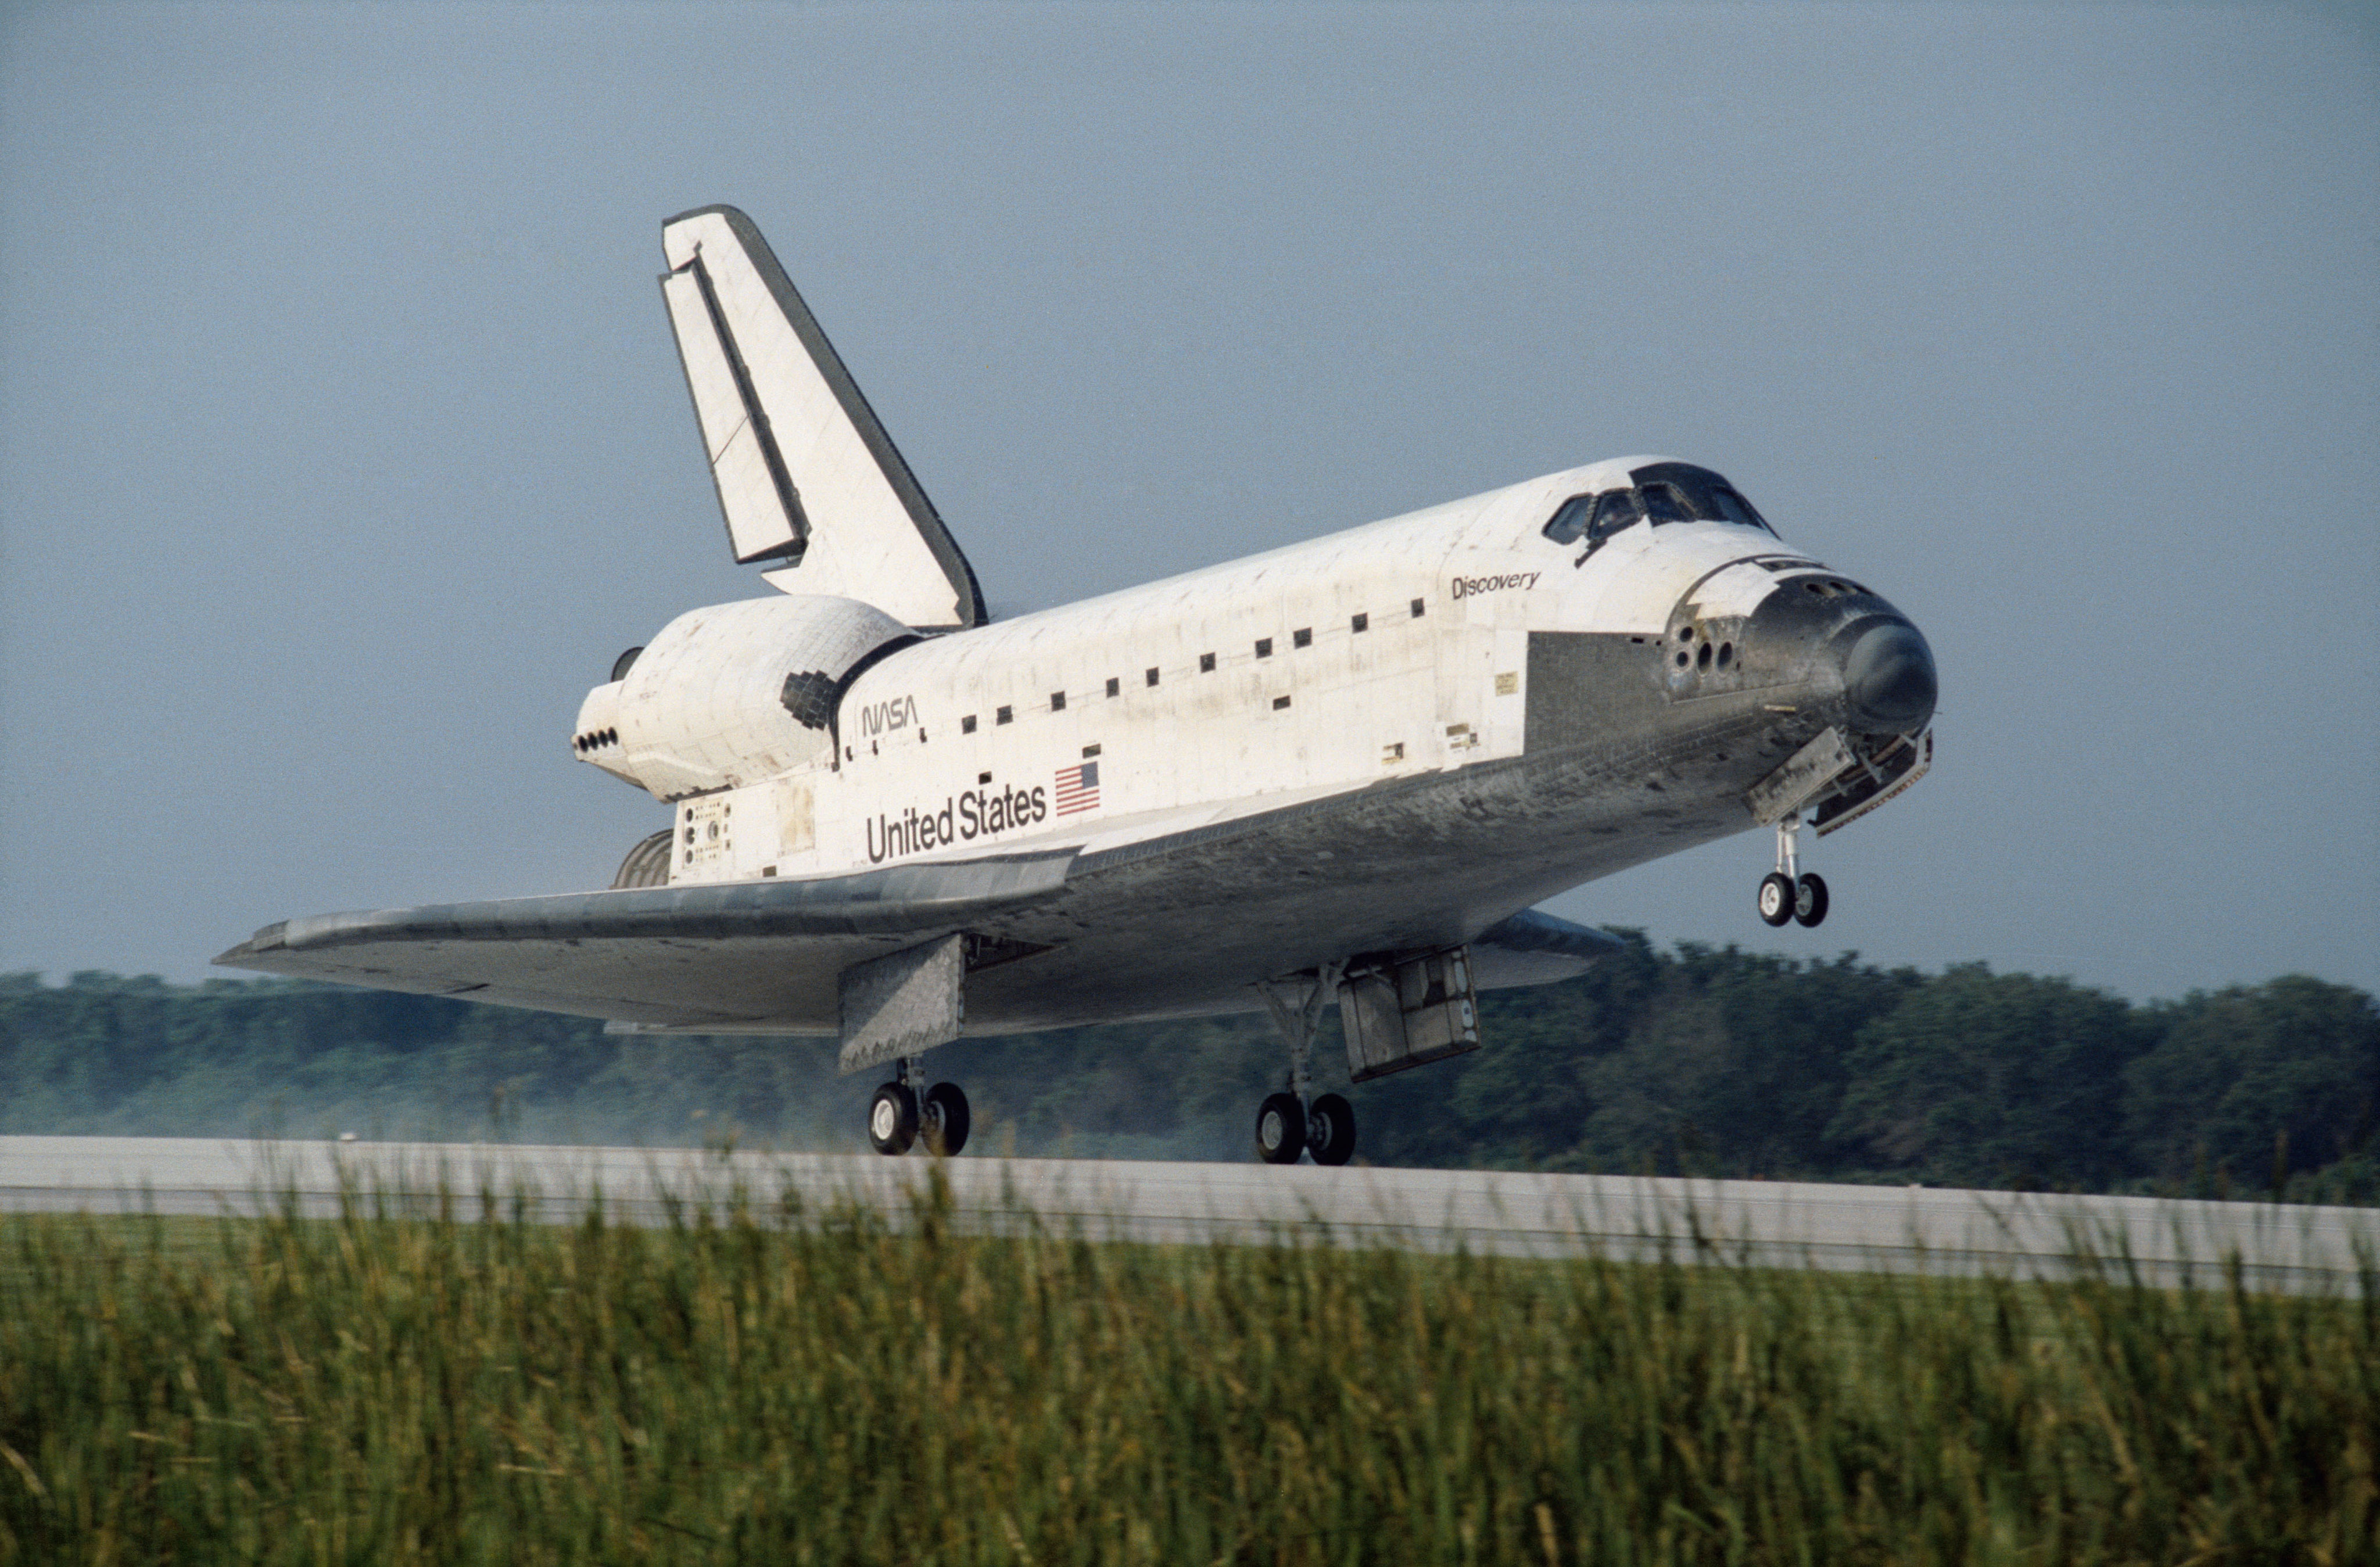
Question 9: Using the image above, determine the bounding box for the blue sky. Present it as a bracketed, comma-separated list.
[3, 1, 2374, 1000]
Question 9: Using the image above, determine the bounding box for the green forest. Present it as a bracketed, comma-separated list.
[2, 936, 2374, 1201]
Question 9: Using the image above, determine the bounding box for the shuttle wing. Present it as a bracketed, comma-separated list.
[216, 848, 1618, 1035]
[214, 854, 1071, 1031]
[1465, 908, 1628, 987]
[221, 746, 1626, 1037]
[658, 205, 986, 631]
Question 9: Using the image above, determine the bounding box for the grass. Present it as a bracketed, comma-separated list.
[0, 1172, 2373, 1565]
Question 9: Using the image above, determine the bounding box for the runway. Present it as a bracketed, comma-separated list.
[2, 1136, 2370, 1293]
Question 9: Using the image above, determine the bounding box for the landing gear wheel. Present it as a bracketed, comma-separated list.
[921, 1082, 971, 1157]
[1758, 872, 1795, 927]
[1306, 1093, 1357, 1166]
[1254, 1092, 1307, 1164]
[868, 1082, 918, 1155]
[1793, 872, 1829, 928]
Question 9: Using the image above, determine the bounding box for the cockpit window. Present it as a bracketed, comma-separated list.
[1587, 487, 1643, 545]
[1542, 464, 1779, 554]
[1630, 460, 1780, 537]
[1711, 486, 1769, 531]
[1542, 493, 1594, 546]
[1543, 488, 1651, 550]
[1639, 482, 1693, 524]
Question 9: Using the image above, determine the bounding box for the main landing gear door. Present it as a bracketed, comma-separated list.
[1340, 948, 1481, 1083]
[838, 934, 965, 1075]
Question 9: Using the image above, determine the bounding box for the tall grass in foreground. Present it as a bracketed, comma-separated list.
[0, 1177, 2372, 1565]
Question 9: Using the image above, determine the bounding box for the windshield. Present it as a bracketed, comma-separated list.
[1630, 462, 1776, 534]
[1542, 462, 1777, 553]
[1587, 488, 1643, 543]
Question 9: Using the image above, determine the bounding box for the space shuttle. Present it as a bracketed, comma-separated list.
[219, 205, 1938, 1165]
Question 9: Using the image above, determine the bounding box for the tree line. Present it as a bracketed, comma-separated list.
[2, 936, 2374, 1201]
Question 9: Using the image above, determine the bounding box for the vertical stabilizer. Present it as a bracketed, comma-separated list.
[658, 205, 987, 631]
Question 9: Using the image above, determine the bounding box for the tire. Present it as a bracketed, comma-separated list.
[1758, 872, 1794, 927]
[1254, 1092, 1307, 1164]
[922, 1082, 971, 1157]
[1794, 872, 1830, 928]
[868, 1082, 918, 1155]
[1307, 1093, 1358, 1166]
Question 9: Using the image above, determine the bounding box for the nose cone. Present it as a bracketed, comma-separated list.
[1840, 621, 1937, 733]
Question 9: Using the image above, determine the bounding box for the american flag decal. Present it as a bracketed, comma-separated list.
[1055, 760, 1101, 815]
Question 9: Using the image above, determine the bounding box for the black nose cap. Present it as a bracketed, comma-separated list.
[1840, 620, 1937, 733]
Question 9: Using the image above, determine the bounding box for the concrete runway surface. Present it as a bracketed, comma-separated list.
[1, 1136, 2370, 1293]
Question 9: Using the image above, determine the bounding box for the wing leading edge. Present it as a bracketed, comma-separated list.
[1468, 908, 1629, 989]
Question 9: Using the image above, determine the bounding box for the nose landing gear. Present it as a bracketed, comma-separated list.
[1758, 813, 1829, 929]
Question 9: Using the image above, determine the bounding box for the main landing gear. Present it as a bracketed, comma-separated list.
[1253, 967, 1358, 1166]
[1758, 811, 1829, 928]
[867, 1057, 970, 1155]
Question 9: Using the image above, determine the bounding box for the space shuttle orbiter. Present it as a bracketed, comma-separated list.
[220, 205, 1937, 1166]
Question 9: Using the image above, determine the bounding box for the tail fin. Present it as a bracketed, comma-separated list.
[658, 205, 986, 631]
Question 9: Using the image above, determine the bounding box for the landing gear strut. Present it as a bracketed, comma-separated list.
[1758, 813, 1829, 929]
[869, 1058, 970, 1155]
[1254, 967, 1356, 1165]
